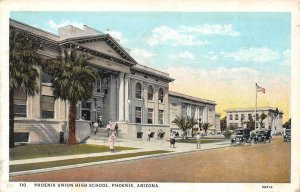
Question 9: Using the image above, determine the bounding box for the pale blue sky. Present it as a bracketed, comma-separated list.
[11, 12, 290, 75]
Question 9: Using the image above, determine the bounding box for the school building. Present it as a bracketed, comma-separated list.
[11, 19, 220, 144]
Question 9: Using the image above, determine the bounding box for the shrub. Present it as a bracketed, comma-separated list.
[223, 130, 232, 139]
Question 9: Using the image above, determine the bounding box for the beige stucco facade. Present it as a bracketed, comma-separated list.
[225, 107, 284, 134]
[169, 91, 217, 136]
[11, 19, 218, 144]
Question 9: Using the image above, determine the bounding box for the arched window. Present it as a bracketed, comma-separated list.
[229, 114, 233, 120]
[135, 82, 142, 99]
[158, 88, 164, 103]
[235, 114, 239, 120]
[148, 85, 153, 101]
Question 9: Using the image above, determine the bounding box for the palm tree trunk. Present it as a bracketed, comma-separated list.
[9, 89, 15, 148]
[67, 101, 77, 145]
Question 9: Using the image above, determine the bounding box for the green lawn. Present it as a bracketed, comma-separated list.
[175, 139, 225, 144]
[10, 150, 171, 172]
[10, 144, 136, 160]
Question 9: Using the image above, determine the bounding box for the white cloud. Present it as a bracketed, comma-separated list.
[106, 30, 127, 44]
[221, 47, 279, 63]
[170, 51, 195, 60]
[147, 25, 209, 46]
[282, 49, 291, 66]
[48, 19, 84, 31]
[204, 51, 218, 61]
[179, 24, 240, 36]
[147, 24, 239, 46]
[130, 48, 155, 64]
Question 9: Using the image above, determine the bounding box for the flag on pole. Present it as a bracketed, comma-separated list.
[256, 84, 265, 93]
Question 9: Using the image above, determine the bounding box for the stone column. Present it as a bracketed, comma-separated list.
[118, 72, 125, 122]
[124, 74, 129, 122]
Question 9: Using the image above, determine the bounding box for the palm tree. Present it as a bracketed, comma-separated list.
[45, 50, 98, 145]
[172, 115, 197, 140]
[9, 28, 42, 148]
[202, 123, 212, 135]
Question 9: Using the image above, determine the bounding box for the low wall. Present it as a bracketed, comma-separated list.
[14, 119, 66, 144]
[14, 119, 91, 144]
[119, 123, 170, 140]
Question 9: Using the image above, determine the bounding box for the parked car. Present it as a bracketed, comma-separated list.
[254, 130, 272, 143]
[231, 128, 251, 145]
[283, 129, 291, 142]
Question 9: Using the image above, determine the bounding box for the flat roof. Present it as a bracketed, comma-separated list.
[225, 107, 283, 113]
[169, 91, 216, 105]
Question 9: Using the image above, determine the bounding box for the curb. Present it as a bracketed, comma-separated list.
[9, 143, 231, 177]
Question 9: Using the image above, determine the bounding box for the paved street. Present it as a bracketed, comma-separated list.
[10, 138, 290, 183]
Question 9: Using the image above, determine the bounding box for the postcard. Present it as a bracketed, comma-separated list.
[0, 0, 299, 192]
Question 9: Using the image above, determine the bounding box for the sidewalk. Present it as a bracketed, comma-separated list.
[10, 139, 231, 176]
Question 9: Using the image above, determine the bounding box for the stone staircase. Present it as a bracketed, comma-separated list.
[87, 128, 127, 143]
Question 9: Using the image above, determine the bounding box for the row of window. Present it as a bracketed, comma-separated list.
[136, 107, 164, 124]
[14, 90, 55, 119]
[135, 83, 164, 103]
[43, 72, 165, 103]
[229, 123, 264, 128]
[14, 92, 165, 124]
[229, 113, 252, 121]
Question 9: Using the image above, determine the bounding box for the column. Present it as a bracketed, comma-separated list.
[118, 72, 125, 121]
[203, 105, 208, 123]
[196, 107, 199, 127]
[124, 74, 129, 122]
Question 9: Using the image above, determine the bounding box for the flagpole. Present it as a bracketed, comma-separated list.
[255, 83, 257, 131]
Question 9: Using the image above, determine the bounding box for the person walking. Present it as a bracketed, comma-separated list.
[147, 129, 151, 141]
[92, 121, 99, 135]
[170, 132, 175, 148]
[98, 115, 103, 128]
[196, 132, 201, 149]
[108, 122, 117, 152]
[115, 122, 119, 137]
[108, 131, 116, 152]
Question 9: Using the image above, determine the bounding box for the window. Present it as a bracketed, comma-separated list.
[148, 86, 153, 101]
[135, 107, 142, 123]
[103, 78, 108, 94]
[135, 83, 142, 99]
[241, 114, 245, 121]
[158, 88, 164, 103]
[262, 122, 265, 128]
[81, 101, 91, 120]
[14, 90, 27, 117]
[158, 110, 164, 124]
[248, 114, 252, 120]
[229, 114, 233, 120]
[235, 114, 238, 120]
[41, 72, 52, 83]
[96, 78, 101, 93]
[148, 108, 153, 124]
[41, 95, 55, 119]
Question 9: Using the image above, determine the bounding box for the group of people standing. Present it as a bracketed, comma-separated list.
[90, 116, 118, 153]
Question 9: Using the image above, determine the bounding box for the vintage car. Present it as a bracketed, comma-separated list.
[283, 129, 291, 142]
[254, 130, 272, 143]
[231, 128, 251, 145]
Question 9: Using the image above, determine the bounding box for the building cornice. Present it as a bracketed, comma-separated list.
[169, 91, 216, 106]
[225, 107, 284, 114]
[131, 64, 174, 82]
